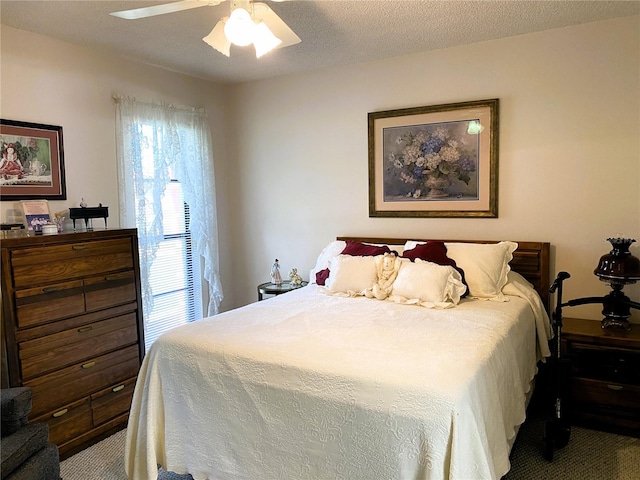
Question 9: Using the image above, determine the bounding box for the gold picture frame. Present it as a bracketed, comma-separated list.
[368, 98, 499, 218]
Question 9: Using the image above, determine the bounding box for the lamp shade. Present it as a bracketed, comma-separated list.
[224, 7, 256, 46]
[254, 21, 282, 58]
[594, 237, 640, 283]
[203, 20, 231, 57]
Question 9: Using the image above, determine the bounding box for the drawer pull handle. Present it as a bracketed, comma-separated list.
[52, 409, 68, 418]
[42, 286, 61, 293]
[607, 384, 624, 391]
[72, 245, 87, 251]
[104, 276, 119, 281]
[77, 326, 93, 333]
[112, 385, 125, 393]
[82, 361, 96, 369]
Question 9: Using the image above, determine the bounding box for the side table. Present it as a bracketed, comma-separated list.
[257, 281, 308, 301]
[561, 317, 640, 437]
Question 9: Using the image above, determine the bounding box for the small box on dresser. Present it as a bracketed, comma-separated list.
[0, 229, 145, 459]
[561, 317, 640, 437]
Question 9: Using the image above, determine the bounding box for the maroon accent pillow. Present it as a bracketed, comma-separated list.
[315, 268, 330, 286]
[340, 241, 391, 257]
[402, 241, 450, 264]
[402, 241, 469, 297]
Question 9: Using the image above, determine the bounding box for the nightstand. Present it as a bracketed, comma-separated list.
[257, 281, 308, 301]
[561, 317, 640, 437]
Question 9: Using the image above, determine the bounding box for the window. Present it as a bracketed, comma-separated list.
[115, 96, 223, 353]
[144, 180, 202, 350]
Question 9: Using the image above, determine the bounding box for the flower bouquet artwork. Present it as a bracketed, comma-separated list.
[368, 99, 498, 218]
[385, 122, 478, 201]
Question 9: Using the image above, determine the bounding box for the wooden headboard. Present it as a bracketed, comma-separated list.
[337, 237, 551, 312]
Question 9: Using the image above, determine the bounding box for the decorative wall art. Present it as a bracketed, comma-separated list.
[0, 119, 66, 200]
[368, 99, 498, 218]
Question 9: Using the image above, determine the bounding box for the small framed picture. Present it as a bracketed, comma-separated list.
[21, 200, 52, 232]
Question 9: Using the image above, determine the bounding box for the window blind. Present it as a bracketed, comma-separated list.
[144, 180, 202, 351]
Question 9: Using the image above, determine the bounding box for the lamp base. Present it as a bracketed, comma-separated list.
[601, 316, 631, 330]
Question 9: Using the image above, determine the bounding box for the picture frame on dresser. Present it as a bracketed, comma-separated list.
[0, 119, 66, 201]
[20, 199, 52, 232]
[368, 98, 499, 218]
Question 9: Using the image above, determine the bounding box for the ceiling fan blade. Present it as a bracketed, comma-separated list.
[110, 1, 220, 20]
[253, 2, 301, 48]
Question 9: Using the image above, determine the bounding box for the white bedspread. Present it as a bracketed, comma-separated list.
[126, 285, 549, 480]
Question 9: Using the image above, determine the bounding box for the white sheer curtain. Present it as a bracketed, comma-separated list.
[114, 95, 223, 320]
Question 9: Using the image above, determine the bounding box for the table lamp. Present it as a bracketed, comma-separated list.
[593, 237, 640, 329]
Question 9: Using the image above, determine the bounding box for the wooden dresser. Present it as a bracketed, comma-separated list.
[561, 317, 640, 437]
[0, 229, 145, 459]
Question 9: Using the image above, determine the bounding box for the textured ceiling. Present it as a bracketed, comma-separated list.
[1, 0, 639, 85]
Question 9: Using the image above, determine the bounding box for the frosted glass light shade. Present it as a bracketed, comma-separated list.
[203, 20, 231, 56]
[254, 21, 282, 58]
[224, 8, 255, 46]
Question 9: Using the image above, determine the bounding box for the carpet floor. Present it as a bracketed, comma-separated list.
[61, 414, 639, 480]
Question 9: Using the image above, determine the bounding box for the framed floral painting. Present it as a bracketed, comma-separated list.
[0, 119, 66, 200]
[368, 99, 498, 217]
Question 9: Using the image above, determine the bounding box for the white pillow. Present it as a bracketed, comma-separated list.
[444, 241, 518, 301]
[309, 241, 404, 284]
[391, 259, 466, 305]
[325, 255, 378, 294]
[309, 240, 346, 283]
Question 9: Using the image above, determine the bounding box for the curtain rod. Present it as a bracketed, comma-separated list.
[112, 94, 207, 115]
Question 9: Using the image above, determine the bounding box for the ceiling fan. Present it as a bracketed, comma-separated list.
[110, 0, 301, 58]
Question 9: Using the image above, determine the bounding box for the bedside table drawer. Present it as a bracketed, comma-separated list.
[571, 377, 640, 411]
[568, 342, 640, 384]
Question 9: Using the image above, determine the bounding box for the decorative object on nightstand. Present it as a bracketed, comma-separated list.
[270, 259, 282, 285]
[593, 237, 640, 329]
[289, 268, 303, 287]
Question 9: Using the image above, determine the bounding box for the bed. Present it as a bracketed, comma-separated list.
[125, 237, 552, 480]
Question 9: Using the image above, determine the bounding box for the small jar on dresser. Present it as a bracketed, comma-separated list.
[561, 317, 640, 437]
[0, 229, 145, 459]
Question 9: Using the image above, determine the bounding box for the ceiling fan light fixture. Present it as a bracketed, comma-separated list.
[203, 20, 231, 57]
[254, 21, 282, 58]
[224, 7, 255, 46]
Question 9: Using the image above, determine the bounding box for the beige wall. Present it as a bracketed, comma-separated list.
[228, 15, 640, 321]
[0, 26, 238, 309]
[2, 16, 639, 322]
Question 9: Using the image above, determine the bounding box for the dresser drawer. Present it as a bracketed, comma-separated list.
[91, 376, 137, 426]
[15, 280, 85, 328]
[84, 270, 137, 312]
[32, 397, 92, 447]
[19, 313, 139, 379]
[24, 345, 140, 418]
[571, 377, 640, 411]
[568, 342, 640, 384]
[10, 238, 134, 288]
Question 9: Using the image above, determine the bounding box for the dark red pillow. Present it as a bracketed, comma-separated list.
[315, 268, 330, 286]
[341, 241, 391, 257]
[402, 241, 450, 264]
[402, 241, 469, 297]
